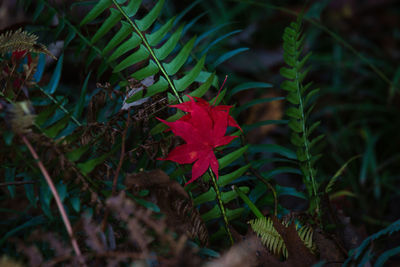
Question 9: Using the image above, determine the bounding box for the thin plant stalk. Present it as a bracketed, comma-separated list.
[111, 0, 183, 103]
[21, 135, 86, 266]
[208, 168, 234, 245]
[250, 167, 278, 216]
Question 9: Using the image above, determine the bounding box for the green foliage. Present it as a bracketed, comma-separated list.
[2, 0, 399, 265]
[76, 0, 215, 102]
[1, 0, 257, 253]
[280, 15, 323, 214]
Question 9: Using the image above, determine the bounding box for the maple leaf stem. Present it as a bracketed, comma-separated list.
[208, 168, 234, 245]
[212, 75, 228, 106]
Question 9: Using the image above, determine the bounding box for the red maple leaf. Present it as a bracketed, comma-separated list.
[157, 94, 241, 185]
[170, 95, 242, 132]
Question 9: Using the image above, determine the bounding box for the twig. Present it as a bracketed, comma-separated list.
[250, 167, 278, 216]
[21, 135, 86, 266]
[0, 181, 35, 187]
[101, 113, 130, 231]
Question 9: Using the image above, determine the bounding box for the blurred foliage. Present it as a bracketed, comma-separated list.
[1, 0, 400, 266]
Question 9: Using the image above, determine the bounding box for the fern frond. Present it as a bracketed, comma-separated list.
[83, 0, 250, 235]
[0, 29, 54, 58]
[249, 217, 316, 259]
[79, 0, 176, 101]
[74, 0, 249, 242]
[280, 16, 323, 214]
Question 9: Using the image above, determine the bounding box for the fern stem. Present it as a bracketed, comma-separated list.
[209, 168, 234, 245]
[292, 27, 320, 215]
[111, 0, 183, 103]
[299, 94, 320, 214]
[35, 85, 82, 126]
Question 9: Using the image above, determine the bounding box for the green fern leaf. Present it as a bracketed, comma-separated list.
[135, 0, 164, 31]
[130, 60, 159, 80]
[193, 186, 249, 206]
[174, 56, 206, 92]
[304, 88, 320, 106]
[202, 206, 245, 222]
[187, 72, 215, 98]
[154, 25, 184, 60]
[143, 77, 169, 98]
[281, 80, 297, 92]
[309, 134, 325, 149]
[218, 164, 251, 187]
[296, 148, 308, 162]
[286, 107, 302, 119]
[297, 52, 312, 70]
[288, 119, 303, 133]
[163, 36, 196, 75]
[146, 16, 176, 46]
[102, 21, 131, 55]
[291, 132, 304, 147]
[108, 33, 142, 62]
[280, 67, 296, 80]
[286, 91, 300, 105]
[307, 121, 321, 137]
[80, 0, 111, 26]
[113, 44, 149, 72]
[122, 0, 142, 17]
[90, 8, 121, 44]
[325, 155, 361, 193]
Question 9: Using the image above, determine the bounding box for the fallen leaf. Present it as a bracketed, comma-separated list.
[157, 96, 240, 184]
